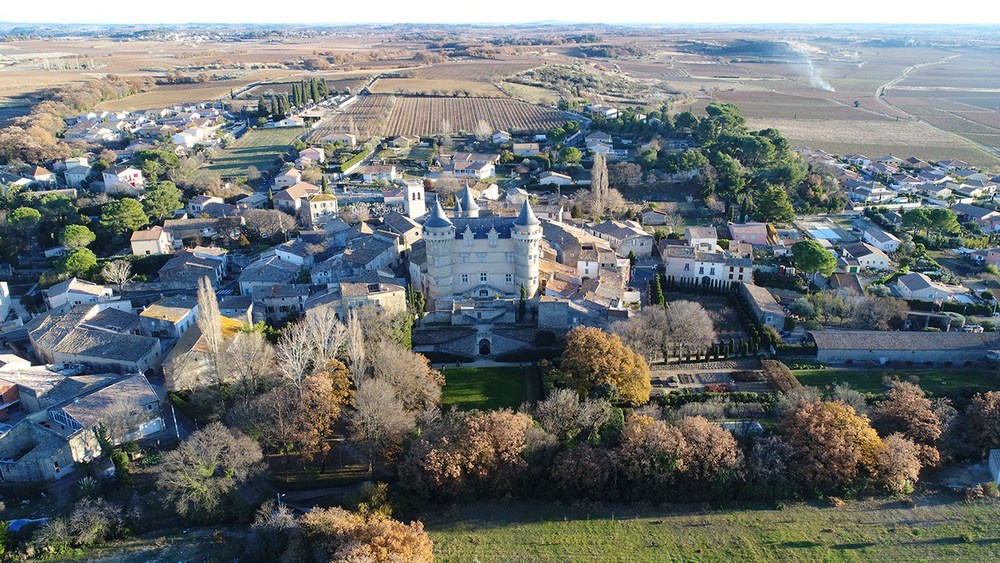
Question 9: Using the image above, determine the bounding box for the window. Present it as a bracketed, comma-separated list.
[729, 274, 733, 280]
[738, 275, 743, 281]
[698, 266, 704, 275]
[729, 266, 734, 272]
[461, 274, 469, 285]
[477, 253, 486, 263]
[684, 263, 690, 271]
[505, 273, 513, 284]
[433, 256, 439, 267]
[461, 253, 470, 263]
[506, 252, 514, 262]
[480, 272, 488, 283]
[709, 267, 715, 275]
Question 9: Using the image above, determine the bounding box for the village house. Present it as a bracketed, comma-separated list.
[0, 373, 163, 481]
[740, 282, 786, 331]
[895, 272, 966, 301]
[303, 194, 339, 228]
[862, 227, 901, 253]
[729, 222, 770, 244]
[274, 168, 303, 188]
[274, 182, 322, 212]
[252, 284, 309, 323]
[586, 220, 654, 257]
[361, 165, 398, 183]
[446, 161, 494, 180]
[65, 164, 92, 188]
[44, 278, 114, 310]
[139, 294, 199, 339]
[810, 330, 1000, 365]
[239, 254, 301, 295]
[102, 166, 145, 191]
[538, 171, 573, 186]
[513, 143, 540, 156]
[27, 166, 56, 184]
[841, 242, 891, 271]
[187, 195, 224, 216]
[685, 226, 718, 253]
[236, 192, 269, 210]
[662, 246, 753, 284]
[158, 250, 225, 287]
[27, 304, 163, 374]
[491, 131, 511, 144]
[322, 133, 357, 148]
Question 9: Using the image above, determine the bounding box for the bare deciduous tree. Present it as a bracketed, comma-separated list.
[370, 341, 443, 410]
[101, 259, 134, 289]
[611, 306, 667, 363]
[243, 209, 295, 238]
[663, 300, 717, 355]
[349, 378, 415, 470]
[225, 330, 275, 400]
[303, 305, 347, 364]
[474, 119, 492, 141]
[275, 320, 313, 390]
[155, 422, 263, 517]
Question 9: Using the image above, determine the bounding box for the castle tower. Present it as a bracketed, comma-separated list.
[458, 183, 480, 218]
[404, 180, 425, 219]
[512, 200, 542, 298]
[422, 200, 456, 302]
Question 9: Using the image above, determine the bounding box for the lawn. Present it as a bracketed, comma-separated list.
[203, 127, 304, 178]
[440, 366, 526, 411]
[425, 496, 1000, 562]
[793, 367, 1000, 396]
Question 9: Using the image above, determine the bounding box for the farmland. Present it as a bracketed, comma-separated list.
[203, 127, 303, 178]
[371, 78, 507, 97]
[384, 96, 570, 136]
[306, 94, 397, 142]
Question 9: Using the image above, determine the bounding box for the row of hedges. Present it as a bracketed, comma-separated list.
[907, 298, 993, 316]
[752, 270, 807, 291]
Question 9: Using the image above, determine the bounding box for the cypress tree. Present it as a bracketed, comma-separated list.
[269, 97, 277, 117]
[519, 283, 527, 321]
[319, 78, 329, 98]
[291, 83, 300, 107]
[321, 176, 329, 193]
[257, 97, 267, 118]
[311, 78, 319, 102]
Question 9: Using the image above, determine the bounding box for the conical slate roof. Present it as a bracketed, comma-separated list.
[514, 200, 540, 227]
[459, 184, 480, 212]
[424, 200, 453, 228]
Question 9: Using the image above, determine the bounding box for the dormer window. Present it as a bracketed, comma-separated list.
[488, 227, 499, 247]
[463, 228, 474, 246]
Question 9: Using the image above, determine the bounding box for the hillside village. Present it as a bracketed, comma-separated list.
[4, 63, 1000, 560]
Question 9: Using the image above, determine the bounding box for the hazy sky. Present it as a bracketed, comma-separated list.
[4, 0, 999, 25]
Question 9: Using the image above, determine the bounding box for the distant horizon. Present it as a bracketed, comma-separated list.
[3, 0, 1000, 27]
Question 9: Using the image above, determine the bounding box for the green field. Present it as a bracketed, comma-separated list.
[441, 366, 526, 411]
[204, 127, 304, 178]
[793, 368, 1000, 396]
[425, 497, 1000, 562]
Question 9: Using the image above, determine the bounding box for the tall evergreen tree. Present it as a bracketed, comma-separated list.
[291, 83, 299, 107]
[269, 97, 277, 117]
[519, 283, 527, 321]
[318, 78, 329, 98]
[257, 97, 267, 118]
[321, 176, 329, 193]
[310, 78, 319, 102]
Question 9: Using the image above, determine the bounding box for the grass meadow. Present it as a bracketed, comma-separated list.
[440, 366, 526, 411]
[425, 496, 1000, 562]
[203, 127, 304, 178]
[792, 368, 1000, 397]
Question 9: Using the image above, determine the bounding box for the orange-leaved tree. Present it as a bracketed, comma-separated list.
[561, 326, 651, 405]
